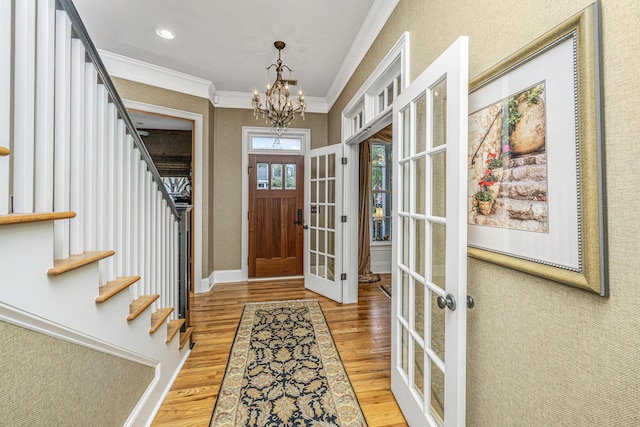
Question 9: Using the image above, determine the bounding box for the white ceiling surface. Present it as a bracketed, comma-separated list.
[72, 0, 391, 110]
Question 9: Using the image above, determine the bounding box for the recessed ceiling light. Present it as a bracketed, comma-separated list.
[155, 28, 175, 40]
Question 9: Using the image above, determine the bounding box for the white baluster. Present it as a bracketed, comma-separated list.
[113, 118, 124, 277]
[13, 0, 37, 214]
[53, 10, 72, 259]
[130, 148, 140, 300]
[105, 103, 116, 282]
[34, 0, 55, 213]
[122, 134, 133, 276]
[0, 0, 11, 214]
[144, 168, 152, 296]
[83, 64, 98, 251]
[161, 200, 167, 308]
[95, 84, 107, 283]
[69, 38, 86, 255]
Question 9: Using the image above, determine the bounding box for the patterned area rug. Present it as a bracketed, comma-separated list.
[210, 300, 368, 426]
[379, 284, 391, 299]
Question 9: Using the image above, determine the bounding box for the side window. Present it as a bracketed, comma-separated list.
[372, 142, 392, 241]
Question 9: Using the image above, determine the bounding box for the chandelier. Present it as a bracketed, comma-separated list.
[252, 41, 306, 136]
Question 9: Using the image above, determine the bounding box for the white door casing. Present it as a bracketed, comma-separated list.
[391, 37, 469, 426]
[304, 144, 344, 303]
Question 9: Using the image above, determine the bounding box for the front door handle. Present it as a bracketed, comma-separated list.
[294, 208, 303, 225]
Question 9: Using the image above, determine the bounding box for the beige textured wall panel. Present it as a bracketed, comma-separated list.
[212, 108, 327, 270]
[112, 78, 214, 278]
[0, 321, 154, 426]
[331, 0, 640, 425]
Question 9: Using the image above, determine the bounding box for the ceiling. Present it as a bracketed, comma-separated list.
[72, 0, 394, 107]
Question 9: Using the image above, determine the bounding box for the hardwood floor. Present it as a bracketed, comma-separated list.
[151, 275, 407, 426]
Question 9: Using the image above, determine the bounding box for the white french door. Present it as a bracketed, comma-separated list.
[304, 144, 343, 302]
[391, 37, 469, 426]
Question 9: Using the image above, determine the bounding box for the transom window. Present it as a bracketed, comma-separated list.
[372, 142, 392, 242]
[251, 136, 302, 151]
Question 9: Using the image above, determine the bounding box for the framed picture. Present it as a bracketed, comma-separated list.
[467, 2, 607, 296]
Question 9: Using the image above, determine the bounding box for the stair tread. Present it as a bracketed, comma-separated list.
[179, 326, 194, 349]
[149, 307, 174, 334]
[0, 146, 9, 156]
[127, 294, 159, 321]
[95, 276, 140, 303]
[0, 211, 75, 226]
[48, 250, 115, 276]
[166, 319, 185, 343]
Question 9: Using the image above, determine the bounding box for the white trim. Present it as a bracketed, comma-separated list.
[0, 301, 157, 366]
[215, 90, 328, 113]
[341, 33, 409, 305]
[212, 269, 244, 284]
[241, 126, 310, 282]
[98, 49, 214, 100]
[138, 349, 191, 427]
[370, 243, 392, 273]
[325, 0, 400, 109]
[342, 32, 410, 143]
[122, 100, 205, 295]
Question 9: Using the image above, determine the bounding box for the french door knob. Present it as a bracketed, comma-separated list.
[436, 294, 456, 311]
[303, 225, 309, 230]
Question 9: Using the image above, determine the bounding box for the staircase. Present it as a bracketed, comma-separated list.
[0, 1, 193, 425]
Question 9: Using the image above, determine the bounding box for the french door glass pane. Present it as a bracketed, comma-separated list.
[328, 154, 335, 177]
[416, 94, 427, 154]
[431, 290, 445, 362]
[402, 326, 410, 376]
[430, 361, 445, 424]
[415, 280, 425, 340]
[431, 78, 447, 149]
[401, 271, 410, 321]
[431, 151, 446, 218]
[431, 222, 446, 288]
[413, 343, 425, 399]
[415, 219, 425, 278]
[415, 156, 426, 215]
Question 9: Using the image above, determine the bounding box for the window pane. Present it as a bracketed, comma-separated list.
[271, 163, 282, 189]
[285, 163, 296, 189]
[257, 163, 268, 189]
[251, 136, 301, 150]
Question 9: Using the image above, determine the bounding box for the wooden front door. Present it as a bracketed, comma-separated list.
[249, 154, 304, 277]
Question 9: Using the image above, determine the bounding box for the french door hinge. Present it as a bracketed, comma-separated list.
[340, 273, 347, 280]
[341, 157, 347, 165]
[341, 215, 347, 223]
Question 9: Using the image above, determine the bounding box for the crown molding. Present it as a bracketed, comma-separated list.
[98, 49, 215, 100]
[214, 91, 328, 113]
[324, 0, 400, 110]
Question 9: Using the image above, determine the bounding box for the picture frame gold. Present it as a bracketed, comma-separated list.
[467, 2, 607, 296]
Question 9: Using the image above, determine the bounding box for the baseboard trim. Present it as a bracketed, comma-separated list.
[212, 269, 244, 285]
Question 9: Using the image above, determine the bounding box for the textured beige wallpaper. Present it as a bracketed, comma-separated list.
[112, 77, 214, 279]
[330, 0, 640, 425]
[212, 108, 328, 270]
[0, 320, 154, 426]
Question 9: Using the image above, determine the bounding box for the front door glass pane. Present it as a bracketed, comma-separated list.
[271, 163, 283, 189]
[285, 163, 296, 189]
[257, 163, 268, 189]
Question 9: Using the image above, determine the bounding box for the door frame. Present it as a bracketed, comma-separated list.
[341, 33, 409, 304]
[123, 100, 205, 293]
[241, 126, 310, 281]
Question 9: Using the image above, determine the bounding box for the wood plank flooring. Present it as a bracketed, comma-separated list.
[151, 275, 407, 426]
